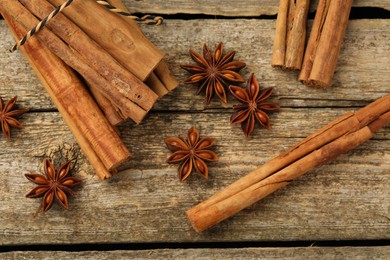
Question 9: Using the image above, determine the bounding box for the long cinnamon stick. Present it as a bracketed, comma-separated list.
[107, 0, 179, 92]
[271, 0, 310, 70]
[48, 0, 164, 82]
[0, 8, 131, 179]
[299, 0, 352, 88]
[186, 93, 390, 232]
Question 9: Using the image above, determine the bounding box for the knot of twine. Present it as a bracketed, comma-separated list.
[10, 0, 163, 53]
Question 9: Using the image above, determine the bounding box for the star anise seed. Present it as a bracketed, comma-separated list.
[229, 73, 280, 138]
[181, 43, 246, 104]
[165, 127, 219, 182]
[0, 96, 28, 141]
[25, 158, 82, 212]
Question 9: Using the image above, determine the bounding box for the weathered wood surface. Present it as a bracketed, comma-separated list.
[0, 110, 388, 245]
[1, 19, 389, 111]
[121, 0, 390, 16]
[1, 247, 390, 259]
[0, 8, 389, 250]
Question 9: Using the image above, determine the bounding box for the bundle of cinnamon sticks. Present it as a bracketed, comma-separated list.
[272, 0, 353, 88]
[0, 0, 178, 179]
[187, 93, 390, 232]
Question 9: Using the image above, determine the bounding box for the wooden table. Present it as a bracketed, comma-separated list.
[1, 0, 389, 258]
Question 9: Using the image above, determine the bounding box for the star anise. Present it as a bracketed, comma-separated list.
[229, 73, 280, 138]
[164, 127, 219, 182]
[25, 158, 82, 212]
[0, 96, 28, 140]
[181, 43, 246, 104]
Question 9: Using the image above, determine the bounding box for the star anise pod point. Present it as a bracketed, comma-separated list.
[165, 127, 219, 182]
[181, 43, 246, 105]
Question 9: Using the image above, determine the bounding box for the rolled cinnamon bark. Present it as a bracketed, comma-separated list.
[48, 0, 164, 82]
[3, 0, 149, 124]
[87, 83, 126, 126]
[186, 93, 390, 232]
[299, 0, 352, 88]
[107, 0, 179, 94]
[0, 2, 132, 179]
[271, 0, 310, 70]
[19, 0, 158, 121]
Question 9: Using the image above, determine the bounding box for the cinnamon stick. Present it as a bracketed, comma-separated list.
[0, 5, 132, 179]
[299, 0, 352, 88]
[186, 93, 390, 232]
[107, 0, 179, 93]
[271, 0, 310, 70]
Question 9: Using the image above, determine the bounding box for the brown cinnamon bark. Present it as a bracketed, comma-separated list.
[0, 2, 133, 179]
[271, 0, 310, 70]
[50, 0, 172, 99]
[87, 83, 126, 126]
[19, 0, 158, 121]
[3, 0, 149, 124]
[48, 0, 164, 82]
[146, 73, 169, 97]
[299, 0, 352, 88]
[107, 0, 179, 93]
[186, 93, 390, 232]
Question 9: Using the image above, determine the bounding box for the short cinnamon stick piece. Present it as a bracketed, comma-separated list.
[186, 93, 390, 232]
[299, 0, 352, 88]
[0, 5, 131, 179]
[271, 0, 310, 70]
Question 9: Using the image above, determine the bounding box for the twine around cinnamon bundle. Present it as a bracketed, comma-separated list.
[10, 0, 163, 52]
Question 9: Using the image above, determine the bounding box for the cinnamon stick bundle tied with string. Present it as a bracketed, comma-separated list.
[186, 93, 390, 232]
[271, 0, 310, 70]
[299, 0, 352, 88]
[0, 2, 132, 179]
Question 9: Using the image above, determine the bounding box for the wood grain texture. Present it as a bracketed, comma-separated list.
[0, 110, 388, 245]
[0, 5, 389, 249]
[1, 247, 390, 259]
[1, 19, 389, 111]
[120, 0, 390, 16]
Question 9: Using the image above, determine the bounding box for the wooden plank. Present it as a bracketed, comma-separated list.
[120, 0, 390, 16]
[1, 19, 389, 111]
[2, 247, 390, 259]
[0, 111, 388, 245]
